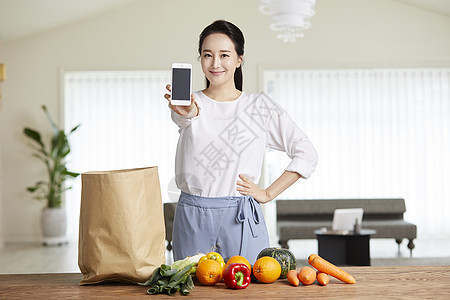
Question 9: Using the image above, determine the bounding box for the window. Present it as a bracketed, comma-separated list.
[63, 70, 176, 239]
[263, 68, 450, 238]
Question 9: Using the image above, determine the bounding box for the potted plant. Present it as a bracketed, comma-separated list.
[23, 105, 80, 245]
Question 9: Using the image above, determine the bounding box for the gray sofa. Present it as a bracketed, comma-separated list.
[277, 198, 417, 255]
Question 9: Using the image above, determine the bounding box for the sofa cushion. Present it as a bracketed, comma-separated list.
[277, 220, 417, 241]
[277, 199, 407, 216]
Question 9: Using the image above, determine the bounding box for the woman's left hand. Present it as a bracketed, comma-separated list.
[236, 174, 271, 204]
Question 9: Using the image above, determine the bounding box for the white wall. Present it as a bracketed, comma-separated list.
[1, 0, 450, 243]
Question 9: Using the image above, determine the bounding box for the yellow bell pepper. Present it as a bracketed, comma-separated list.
[198, 252, 225, 270]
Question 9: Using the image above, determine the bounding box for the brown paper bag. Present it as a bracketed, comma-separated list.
[78, 166, 165, 285]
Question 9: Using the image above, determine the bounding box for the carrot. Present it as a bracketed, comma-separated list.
[286, 270, 299, 286]
[316, 271, 330, 286]
[298, 266, 316, 285]
[308, 254, 356, 284]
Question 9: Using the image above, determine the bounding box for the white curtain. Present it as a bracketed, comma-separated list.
[63, 70, 177, 239]
[262, 68, 450, 238]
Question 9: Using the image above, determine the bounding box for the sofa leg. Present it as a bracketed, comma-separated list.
[279, 240, 289, 249]
[395, 238, 402, 253]
[407, 239, 415, 257]
[167, 241, 173, 251]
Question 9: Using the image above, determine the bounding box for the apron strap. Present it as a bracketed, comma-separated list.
[235, 196, 260, 255]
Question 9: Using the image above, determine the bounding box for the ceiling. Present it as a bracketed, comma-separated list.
[0, 0, 141, 42]
[393, 0, 450, 17]
[0, 0, 449, 43]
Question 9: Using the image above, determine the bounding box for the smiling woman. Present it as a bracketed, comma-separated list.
[199, 20, 245, 94]
[165, 20, 318, 264]
[200, 33, 242, 101]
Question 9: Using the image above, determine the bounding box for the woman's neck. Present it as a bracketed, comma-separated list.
[202, 83, 241, 102]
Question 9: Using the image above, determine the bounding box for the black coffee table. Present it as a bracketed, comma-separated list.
[314, 228, 376, 266]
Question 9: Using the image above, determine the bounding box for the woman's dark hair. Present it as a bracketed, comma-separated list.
[198, 20, 245, 91]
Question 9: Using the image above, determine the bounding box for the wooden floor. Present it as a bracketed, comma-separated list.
[1, 266, 450, 299]
[1, 237, 450, 274]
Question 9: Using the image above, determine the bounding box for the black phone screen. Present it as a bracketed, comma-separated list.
[172, 68, 191, 100]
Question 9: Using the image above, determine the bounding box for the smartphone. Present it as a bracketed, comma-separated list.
[171, 63, 192, 106]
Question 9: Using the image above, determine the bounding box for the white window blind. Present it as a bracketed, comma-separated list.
[63, 70, 176, 239]
[263, 68, 450, 238]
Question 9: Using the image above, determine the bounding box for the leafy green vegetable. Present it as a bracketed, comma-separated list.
[142, 261, 196, 296]
[160, 264, 178, 277]
[139, 267, 163, 286]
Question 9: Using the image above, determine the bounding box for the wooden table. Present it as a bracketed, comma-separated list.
[1, 265, 449, 299]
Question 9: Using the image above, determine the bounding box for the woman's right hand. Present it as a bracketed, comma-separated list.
[164, 84, 197, 117]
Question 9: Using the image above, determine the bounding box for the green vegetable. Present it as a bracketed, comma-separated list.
[169, 264, 194, 283]
[171, 256, 197, 270]
[185, 274, 194, 291]
[180, 273, 195, 296]
[147, 286, 159, 295]
[142, 260, 197, 296]
[160, 264, 178, 277]
[166, 284, 180, 295]
[257, 247, 297, 279]
[180, 283, 190, 296]
[157, 284, 165, 294]
[139, 267, 163, 286]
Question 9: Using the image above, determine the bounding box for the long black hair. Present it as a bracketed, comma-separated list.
[198, 20, 245, 91]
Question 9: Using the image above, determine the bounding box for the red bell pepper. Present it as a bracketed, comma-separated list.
[222, 263, 251, 289]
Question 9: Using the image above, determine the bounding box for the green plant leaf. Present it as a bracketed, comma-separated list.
[70, 124, 81, 134]
[32, 153, 48, 163]
[33, 195, 45, 201]
[61, 186, 73, 193]
[61, 145, 71, 158]
[27, 186, 39, 193]
[26, 181, 46, 193]
[63, 169, 80, 178]
[23, 128, 44, 148]
[24, 105, 80, 208]
[42, 105, 59, 135]
[51, 131, 64, 157]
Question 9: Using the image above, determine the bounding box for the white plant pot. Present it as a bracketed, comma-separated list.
[41, 207, 68, 246]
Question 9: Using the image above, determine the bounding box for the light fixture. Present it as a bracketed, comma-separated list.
[259, 0, 316, 42]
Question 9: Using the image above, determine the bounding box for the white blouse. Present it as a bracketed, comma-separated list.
[171, 91, 318, 198]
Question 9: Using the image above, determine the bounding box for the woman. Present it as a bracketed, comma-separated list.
[164, 20, 318, 264]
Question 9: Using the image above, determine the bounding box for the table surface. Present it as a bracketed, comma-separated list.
[1, 265, 449, 299]
[315, 228, 377, 236]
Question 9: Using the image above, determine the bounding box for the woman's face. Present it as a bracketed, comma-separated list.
[200, 33, 242, 89]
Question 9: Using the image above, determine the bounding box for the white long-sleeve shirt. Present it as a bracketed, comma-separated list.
[171, 91, 318, 198]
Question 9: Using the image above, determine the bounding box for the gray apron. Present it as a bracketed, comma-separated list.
[172, 191, 270, 264]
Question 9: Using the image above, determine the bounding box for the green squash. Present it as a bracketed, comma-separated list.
[257, 247, 296, 279]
